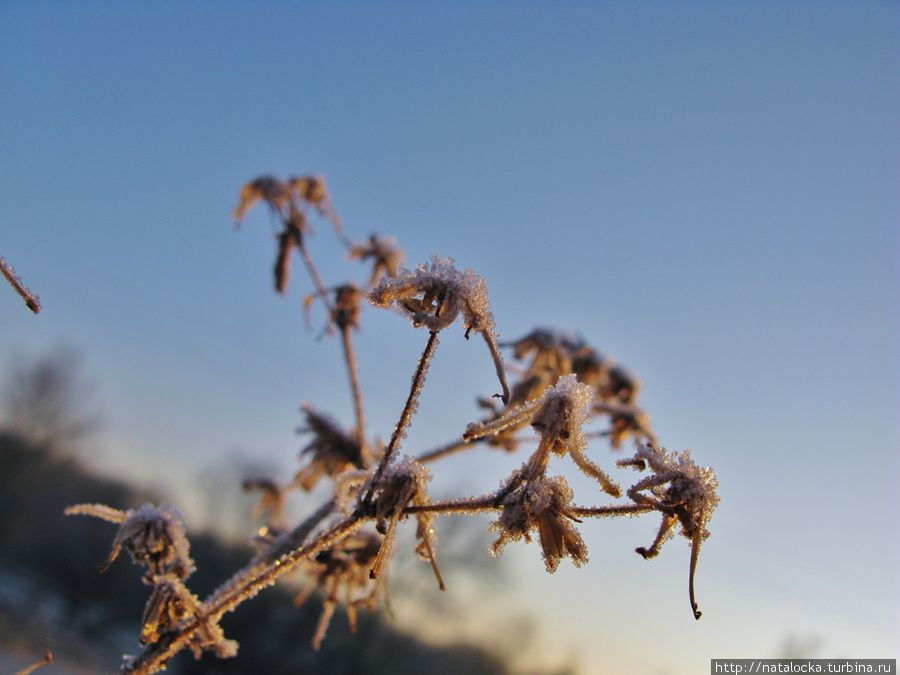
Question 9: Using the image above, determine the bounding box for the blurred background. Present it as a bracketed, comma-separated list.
[1, 2, 897, 673]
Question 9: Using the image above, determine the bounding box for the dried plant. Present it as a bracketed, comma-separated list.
[65, 171, 721, 673]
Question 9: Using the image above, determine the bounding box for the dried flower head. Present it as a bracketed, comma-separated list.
[369, 255, 509, 403]
[294, 530, 383, 650]
[598, 364, 642, 405]
[65, 503, 195, 580]
[619, 444, 720, 619]
[234, 174, 345, 296]
[367, 458, 443, 590]
[349, 234, 405, 287]
[142, 574, 237, 660]
[232, 175, 293, 221]
[233, 174, 340, 228]
[490, 474, 587, 573]
[295, 405, 366, 491]
[595, 400, 657, 449]
[466, 374, 621, 496]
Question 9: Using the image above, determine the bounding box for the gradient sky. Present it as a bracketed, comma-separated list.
[1, 2, 898, 673]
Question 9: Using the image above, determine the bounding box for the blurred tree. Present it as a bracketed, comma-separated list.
[1, 347, 98, 454]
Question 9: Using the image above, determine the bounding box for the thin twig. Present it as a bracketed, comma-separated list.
[570, 503, 655, 518]
[404, 496, 499, 515]
[340, 325, 369, 465]
[362, 328, 440, 506]
[479, 329, 510, 405]
[13, 652, 53, 675]
[1, 257, 41, 314]
[297, 240, 334, 316]
[416, 436, 476, 464]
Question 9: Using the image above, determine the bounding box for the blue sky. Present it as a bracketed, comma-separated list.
[1, 2, 897, 672]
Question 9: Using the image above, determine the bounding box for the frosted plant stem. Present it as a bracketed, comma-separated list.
[404, 496, 500, 515]
[0, 257, 41, 314]
[416, 436, 479, 464]
[361, 329, 440, 507]
[479, 329, 510, 405]
[340, 325, 369, 465]
[124, 516, 364, 675]
[261, 498, 337, 563]
[571, 503, 655, 518]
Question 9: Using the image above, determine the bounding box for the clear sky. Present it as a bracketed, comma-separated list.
[1, 2, 897, 673]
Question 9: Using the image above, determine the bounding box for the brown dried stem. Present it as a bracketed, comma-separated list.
[570, 503, 655, 518]
[297, 240, 334, 317]
[340, 324, 369, 465]
[689, 529, 703, 620]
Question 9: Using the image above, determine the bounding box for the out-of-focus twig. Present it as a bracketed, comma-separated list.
[1, 257, 41, 313]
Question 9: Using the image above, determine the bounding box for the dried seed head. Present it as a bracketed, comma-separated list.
[625, 444, 720, 619]
[66, 502, 195, 580]
[233, 175, 292, 221]
[295, 405, 366, 491]
[595, 401, 657, 449]
[632, 445, 719, 540]
[143, 574, 238, 659]
[349, 234, 405, 286]
[490, 474, 587, 573]
[369, 255, 509, 403]
[600, 364, 642, 405]
[369, 255, 494, 333]
[466, 374, 620, 495]
[296, 530, 383, 650]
